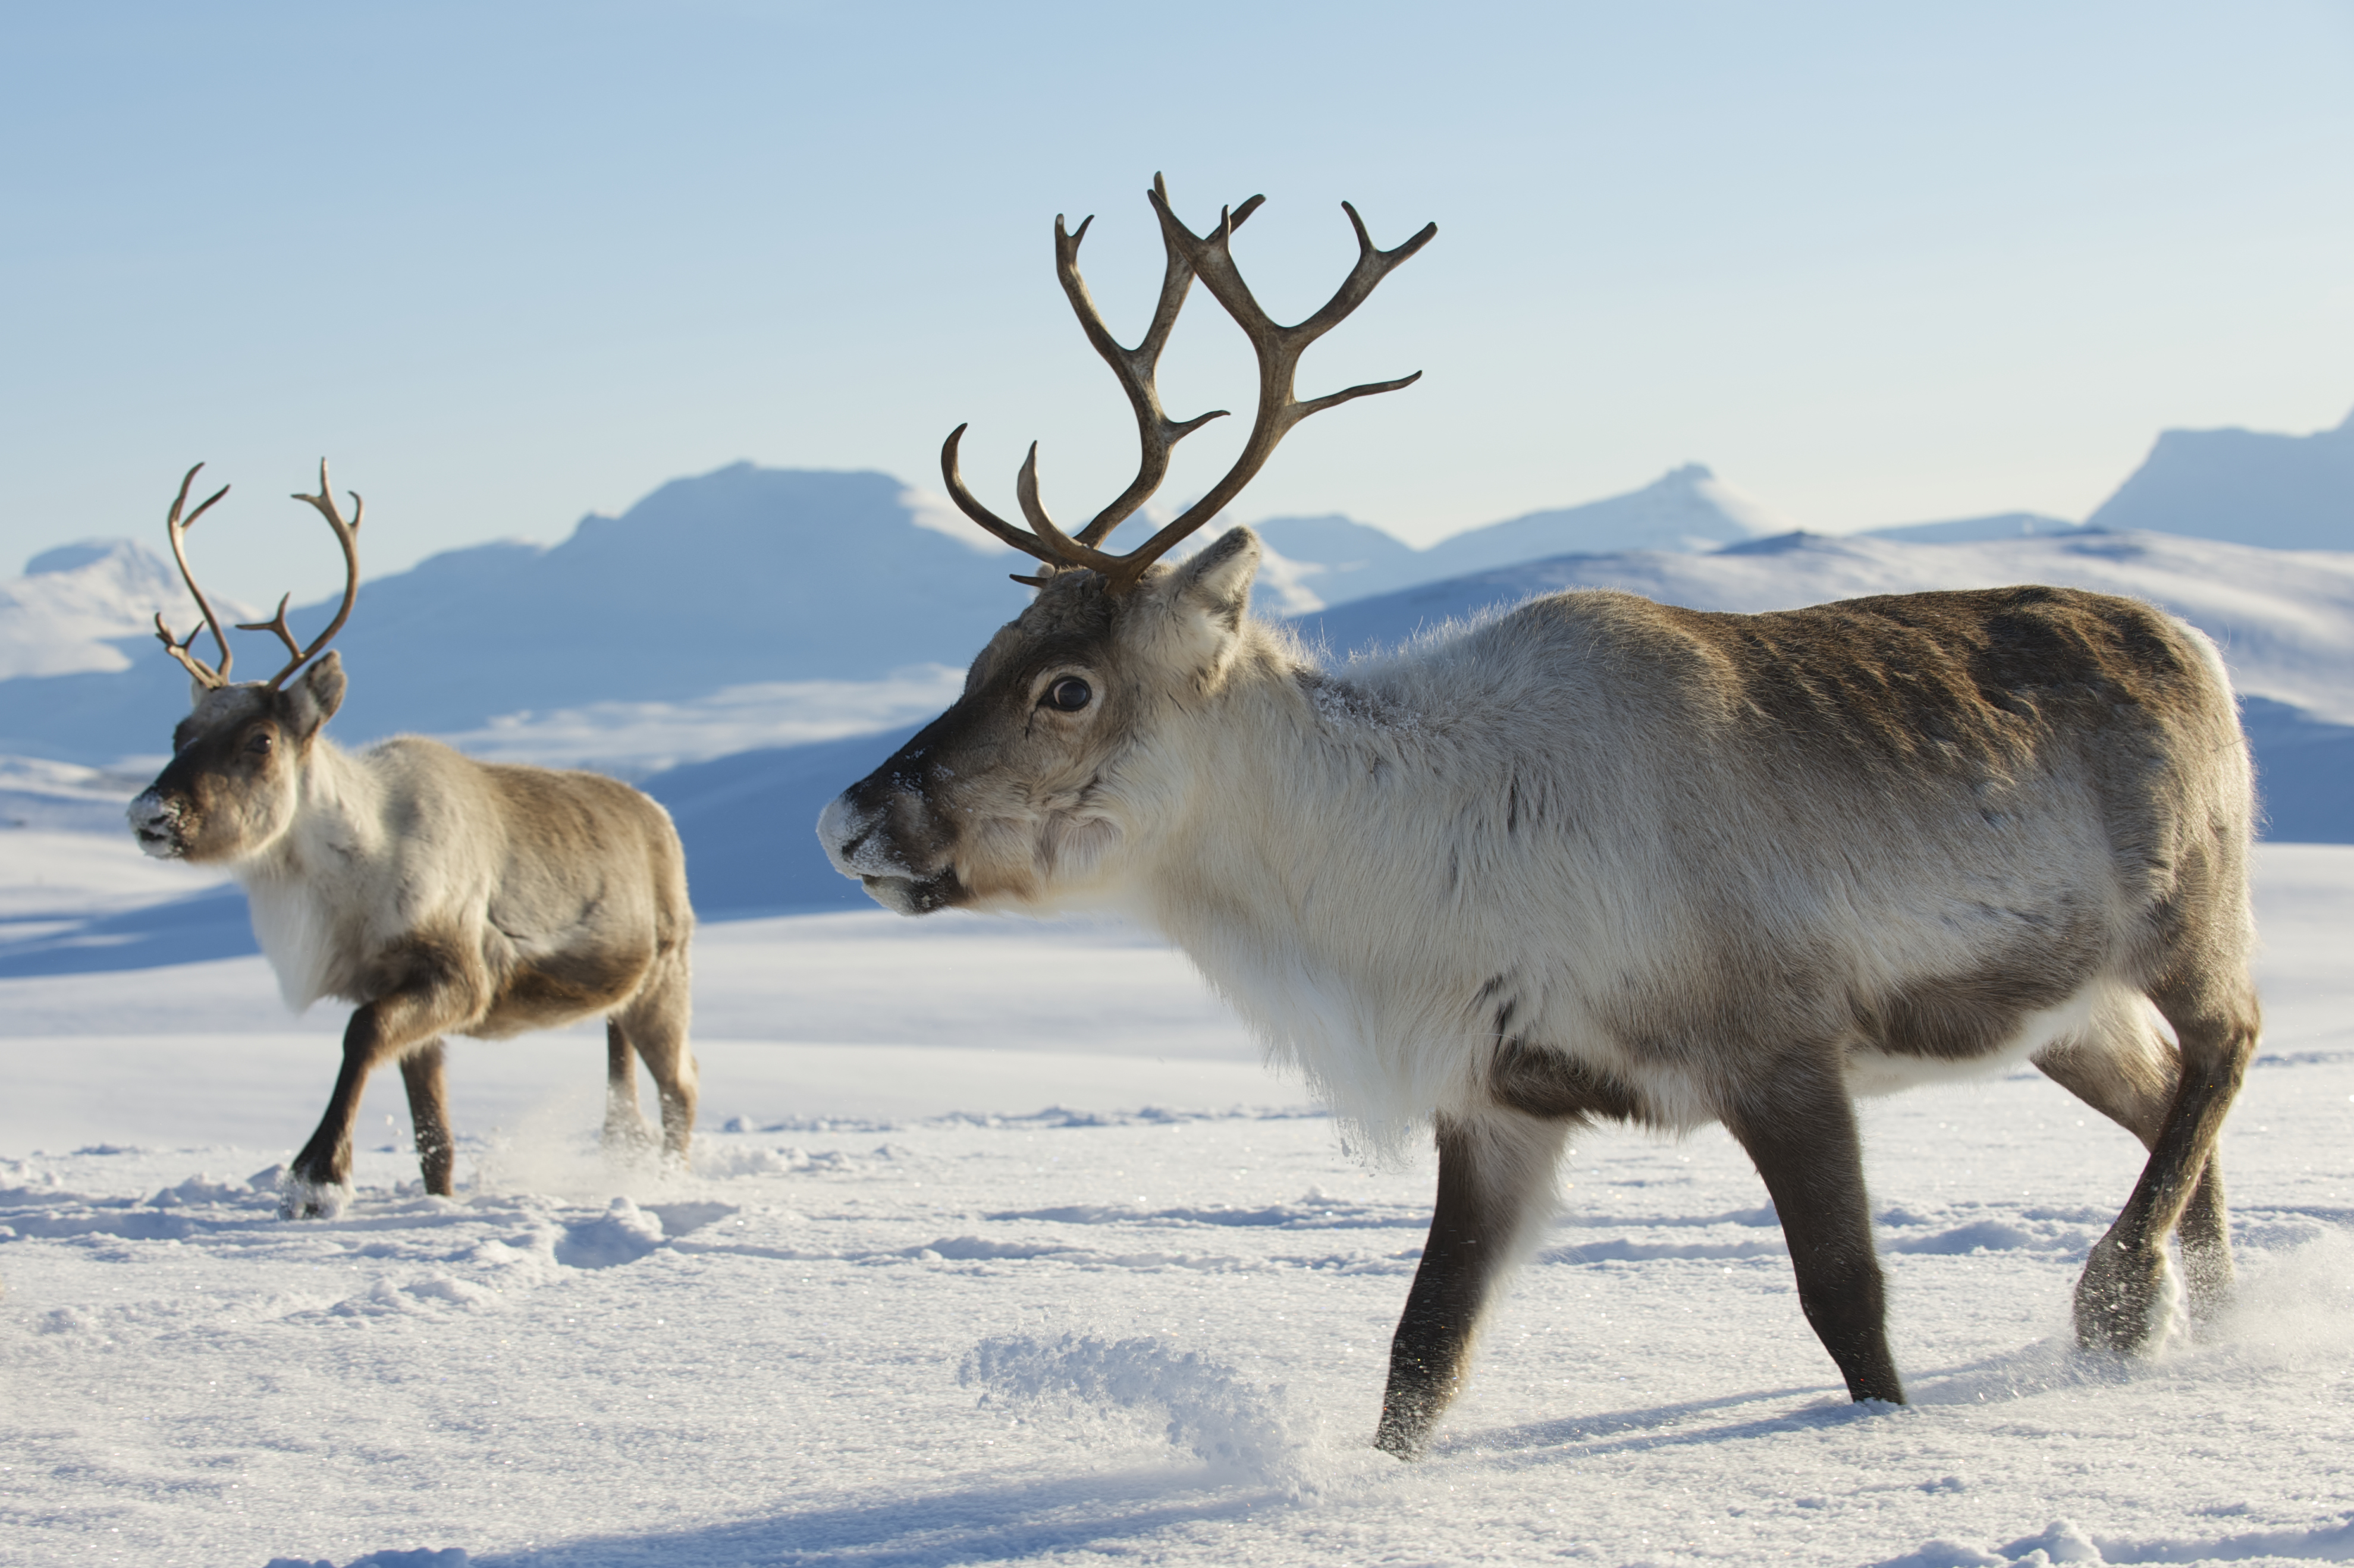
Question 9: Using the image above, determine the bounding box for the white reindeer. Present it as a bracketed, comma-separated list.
[818, 178, 2261, 1458]
[128, 465, 697, 1217]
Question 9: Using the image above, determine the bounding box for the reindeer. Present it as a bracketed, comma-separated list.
[128, 464, 698, 1217]
[818, 178, 2261, 1457]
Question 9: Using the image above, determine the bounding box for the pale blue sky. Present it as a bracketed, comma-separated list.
[5, 1, 2351, 598]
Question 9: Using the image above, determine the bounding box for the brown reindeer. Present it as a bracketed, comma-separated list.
[818, 177, 2260, 1457]
[130, 464, 697, 1217]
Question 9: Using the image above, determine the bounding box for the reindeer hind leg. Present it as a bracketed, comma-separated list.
[603, 1019, 656, 1155]
[398, 1038, 456, 1197]
[2035, 988, 2233, 1324]
[615, 950, 696, 1169]
[2073, 958, 2258, 1352]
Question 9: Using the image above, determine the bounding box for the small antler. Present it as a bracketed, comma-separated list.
[152, 463, 236, 688]
[940, 174, 1434, 593]
[234, 459, 364, 690]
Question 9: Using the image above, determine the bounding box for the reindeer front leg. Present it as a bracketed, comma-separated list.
[1724, 1060, 1904, 1405]
[1377, 1111, 1569, 1459]
[285, 959, 483, 1218]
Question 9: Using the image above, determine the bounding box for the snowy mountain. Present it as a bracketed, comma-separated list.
[2086, 404, 2354, 548]
[1245, 463, 1781, 608]
[1408, 463, 1787, 574]
[0, 538, 252, 682]
[0, 465, 1030, 765]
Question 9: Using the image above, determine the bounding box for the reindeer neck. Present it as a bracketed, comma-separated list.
[232, 735, 385, 885]
[1143, 631, 1479, 954]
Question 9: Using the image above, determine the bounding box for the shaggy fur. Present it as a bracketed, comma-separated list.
[820, 530, 2260, 1457]
[131, 654, 696, 1216]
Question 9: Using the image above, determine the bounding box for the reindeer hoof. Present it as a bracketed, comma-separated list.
[601, 1115, 660, 1164]
[2074, 1237, 2183, 1353]
[1373, 1404, 1436, 1461]
[277, 1172, 351, 1221]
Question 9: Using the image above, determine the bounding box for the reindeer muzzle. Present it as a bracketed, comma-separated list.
[127, 789, 190, 859]
[816, 789, 965, 916]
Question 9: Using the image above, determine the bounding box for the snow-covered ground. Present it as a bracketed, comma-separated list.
[1, 827, 2348, 1567]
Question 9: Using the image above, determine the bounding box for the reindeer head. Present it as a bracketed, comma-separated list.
[128, 463, 362, 864]
[819, 176, 1432, 915]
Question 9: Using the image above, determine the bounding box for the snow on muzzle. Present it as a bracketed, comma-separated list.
[127, 788, 187, 859]
[816, 784, 965, 916]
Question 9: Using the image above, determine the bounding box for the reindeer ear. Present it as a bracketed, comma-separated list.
[283, 652, 346, 739]
[1170, 527, 1261, 629]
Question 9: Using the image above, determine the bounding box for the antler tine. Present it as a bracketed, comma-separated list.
[940, 424, 1063, 567]
[235, 593, 304, 665]
[1057, 174, 1261, 548]
[1014, 444, 1124, 574]
[237, 458, 364, 690]
[154, 462, 236, 688]
[1089, 188, 1435, 589]
[154, 612, 227, 687]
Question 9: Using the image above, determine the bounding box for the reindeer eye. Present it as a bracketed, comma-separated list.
[244, 731, 274, 757]
[1044, 677, 1093, 712]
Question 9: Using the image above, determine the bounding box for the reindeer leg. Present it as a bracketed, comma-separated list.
[1377, 1111, 1568, 1459]
[2076, 972, 2258, 1352]
[286, 1002, 405, 1218]
[2036, 995, 2232, 1320]
[1725, 1060, 1904, 1405]
[2175, 1155, 2232, 1318]
[284, 956, 485, 1219]
[618, 956, 697, 1170]
[398, 1039, 455, 1197]
[603, 1020, 654, 1154]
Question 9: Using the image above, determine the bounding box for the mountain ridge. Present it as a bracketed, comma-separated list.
[2089, 405, 2354, 548]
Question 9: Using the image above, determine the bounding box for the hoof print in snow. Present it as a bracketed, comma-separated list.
[959, 1331, 1298, 1482]
[554, 1197, 667, 1268]
[641, 1200, 736, 1239]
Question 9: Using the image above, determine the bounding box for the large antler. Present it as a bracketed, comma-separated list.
[235, 460, 364, 690]
[941, 174, 1435, 592]
[152, 463, 237, 688]
[149, 460, 364, 693]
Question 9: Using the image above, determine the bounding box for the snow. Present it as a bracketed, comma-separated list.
[1, 825, 2348, 1567]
